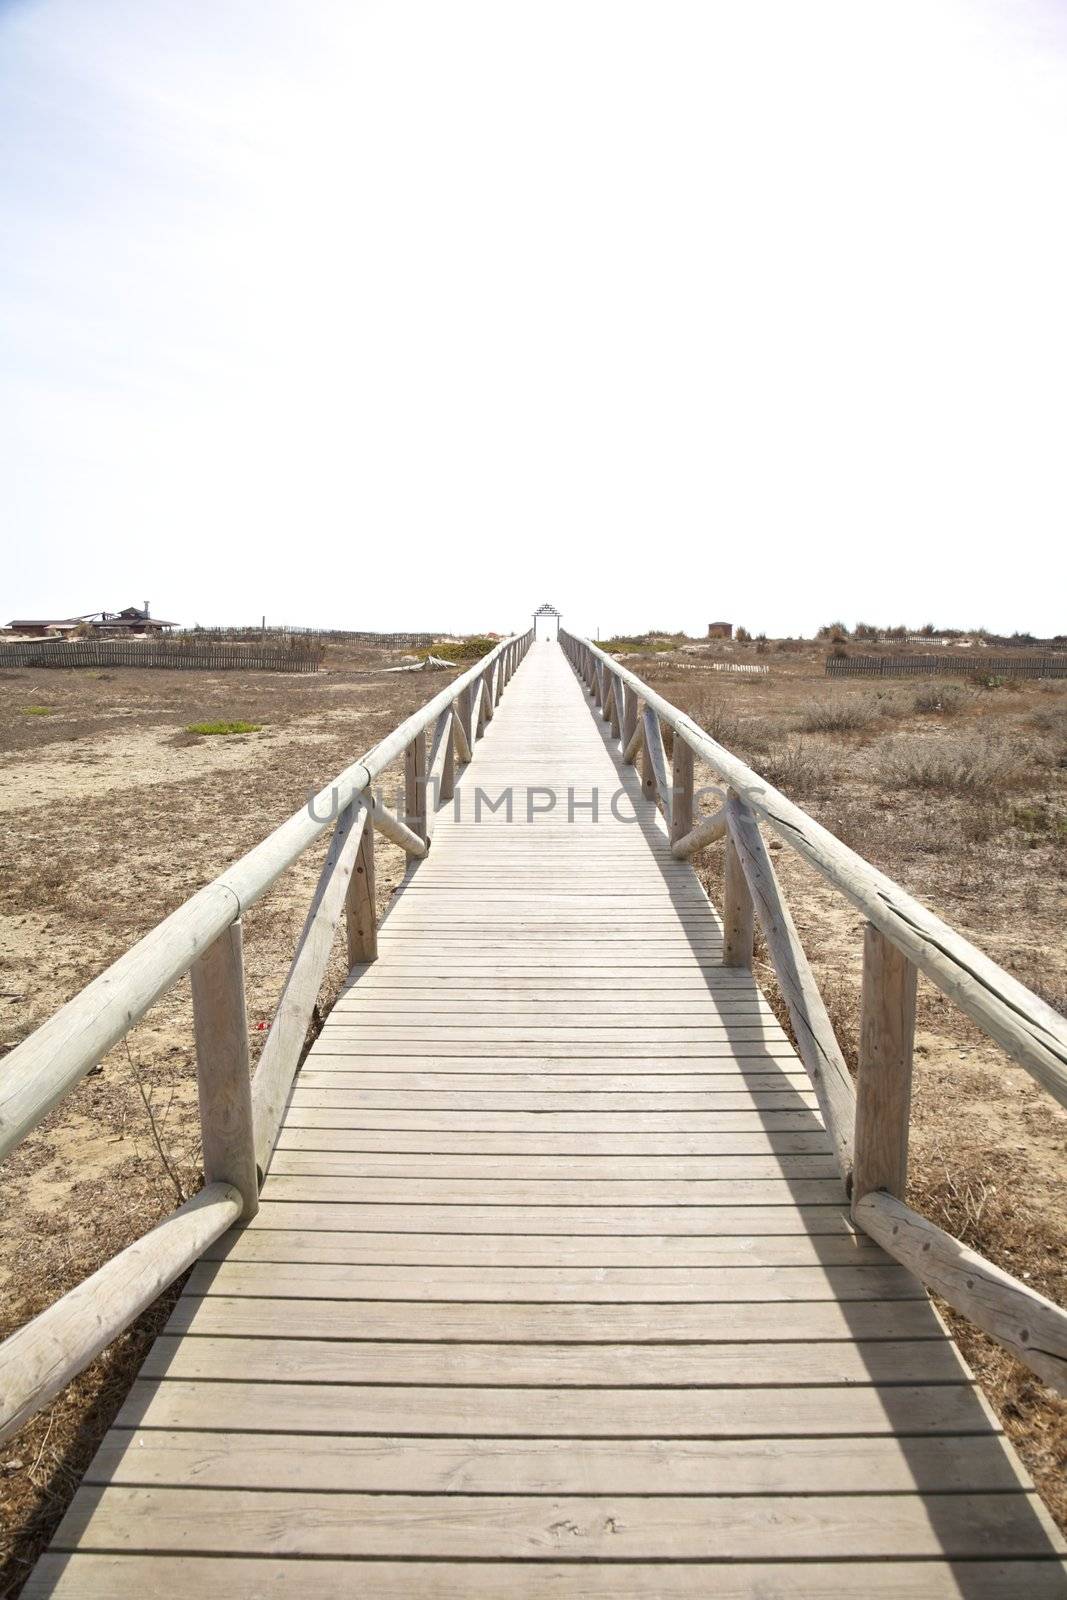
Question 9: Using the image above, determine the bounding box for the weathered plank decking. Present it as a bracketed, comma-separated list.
[29, 644, 1067, 1596]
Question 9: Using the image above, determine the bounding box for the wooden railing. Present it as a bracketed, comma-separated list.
[562, 628, 1067, 1396]
[0, 630, 534, 1442]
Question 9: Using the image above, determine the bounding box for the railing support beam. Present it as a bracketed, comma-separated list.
[852, 923, 918, 1205]
[190, 921, 258, 1217]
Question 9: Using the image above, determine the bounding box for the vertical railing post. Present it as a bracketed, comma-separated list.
[640, 716, 656, 805]
[723, 793, 754, 968]
[852, 924, 918, 1206]
[457, 683, 472, 756]
[405, 731, 428, 845]
[345, 811, 377, 965]
[190, 920, 259, 1217]
[593, 663, 603, 707]
[607, 673, 621, 739]
[439, 714, 456, 804]
[671, 738, 694, 847]
[622, 685, 638, 763]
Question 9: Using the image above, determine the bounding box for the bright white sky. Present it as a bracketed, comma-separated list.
[1, 0, 1065, 638]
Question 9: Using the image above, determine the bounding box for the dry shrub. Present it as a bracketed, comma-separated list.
[756, 738, 835, 800]
[680, 689, 742, 748]
[913, 683, 968, 716]
[877, 734, 1027, 796]
[799, 695, 883, 733]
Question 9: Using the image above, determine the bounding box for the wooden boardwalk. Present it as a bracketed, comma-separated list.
[30, 645, 1067, 1596]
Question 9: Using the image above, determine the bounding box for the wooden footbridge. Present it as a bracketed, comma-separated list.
[3, 628, 1067, 1596]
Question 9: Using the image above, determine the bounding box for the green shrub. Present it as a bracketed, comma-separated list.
[425, 636, 497, 662]
[184, 720, 261, 736]
[22, 706, 54, 716]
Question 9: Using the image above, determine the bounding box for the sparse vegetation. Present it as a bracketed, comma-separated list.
[756, 737, 834, 799]
[424, 635, 497, 662]
[799, 695, 882, 733]
[877, 734, 1027, 795]
[184, 720, 261, 736]
[21, 706, 53, 717]
[913, 684, 967, 715]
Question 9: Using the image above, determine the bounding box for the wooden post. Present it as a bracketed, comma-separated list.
[457, 683, 473, 755]
[593, 663, 603, 707]
[405, 730, 428, 845]
[723, 806, 754, 969]
[622, 685, 638, 762]
[345, 816, 377, 965]
[640, 722, 656, 806]
[607, 675, 620, 737]
[190, 921, 258, 1216]
[439, 715, 456, 804]
[852, 924, 918, 1205]
[671, 738, 694, 846]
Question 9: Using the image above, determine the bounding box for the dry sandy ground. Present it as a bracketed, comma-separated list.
[1, 637, 1065, 1590]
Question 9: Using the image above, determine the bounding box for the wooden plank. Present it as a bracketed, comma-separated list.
[115, 1379, 993, 1438]
[229, 1200, 871, 1235]
[139, 1333, 969, 1386]
[278, 1110, 838, 1131]
[204, 1228, 887, 1267]
[186, 1259, 922, 1302]
[274, 1127, 836, 1153]
[286, 1091, 817, 1113]
[166, 1296, 944, 1343]
[52, 1487, 1060, 1560]
[268, 1151, 840, 1179]
[87, 1428, 1022, 1494]
[257, 1176, 842, 1206]
[27, 1556, 1067, 1600]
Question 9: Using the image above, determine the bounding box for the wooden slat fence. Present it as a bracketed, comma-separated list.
[827, 653, 1067, 680]
[0, 640, 324, 673]
[180, 627, 445, 647]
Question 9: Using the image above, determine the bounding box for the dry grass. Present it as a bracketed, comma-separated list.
[798, 693, 884, 732]
[877, 733, 1030, 794]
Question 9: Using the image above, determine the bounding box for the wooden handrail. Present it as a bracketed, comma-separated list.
[562, 629, 1067, 1398]
[724, 792, 855, 1184]
[855, 1191, 1067, 1396]
[0, 632, 530, 1161]
[0, 1183, 242, 1443]
[0, 628, 534, 1442]
[562, 631, 1067, 1109]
